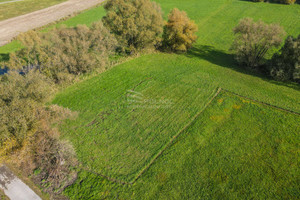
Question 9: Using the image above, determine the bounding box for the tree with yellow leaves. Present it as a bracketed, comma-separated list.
[163, 8, 198, 52]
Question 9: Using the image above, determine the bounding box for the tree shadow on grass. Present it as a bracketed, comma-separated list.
[0, 54, 9, 75]
[0, 53, 9, 62]
[186, 45, 300, 91]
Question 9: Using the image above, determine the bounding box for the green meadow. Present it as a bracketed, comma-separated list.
[63, 91, 299, 199]
[2, 0, 300, 198]
[54, 51, 300, 198]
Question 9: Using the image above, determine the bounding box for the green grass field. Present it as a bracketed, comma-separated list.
[50, 0, 300, 199]
[53, 58, 219, 182]
[5, 0, 300, 198]
[63, 91, 299, 199]
[0, 0, 66, 21]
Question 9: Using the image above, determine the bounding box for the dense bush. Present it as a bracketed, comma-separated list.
[103, 0, 164, 52]
[162, 8, 198, 52]
[10, 105, 78, 199]
[29, 126, 78, 197]
[231, 18, 285, 69]
[0, 71, 78, 198]
[45, 23, 117, 78]
[0, 71, 54, 150]
[269, 35, 300, 82]
[9, 22, 117, 84]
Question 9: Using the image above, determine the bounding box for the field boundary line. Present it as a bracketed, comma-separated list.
[75, 87, 299, 186]
[76, 88, 222, 185]
[198, 0, 232, 27]
[130, 87, 299, 184]
[130, 87, 222, 184]
[221, 88, 300, 116]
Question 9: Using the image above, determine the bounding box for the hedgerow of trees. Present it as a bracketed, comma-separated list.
[0, 71, 53, 149]
[9, 22, 117, 84]
[0, 71, 77, 198]
[102, 0, 198, 53]
[2, 21, 118, 200]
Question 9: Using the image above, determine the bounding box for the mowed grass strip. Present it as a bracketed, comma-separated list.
[64, 91, 300, 199]
[0, 0, 66, 21]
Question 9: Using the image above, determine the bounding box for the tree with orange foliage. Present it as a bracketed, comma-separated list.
[163, 8, 198, 52]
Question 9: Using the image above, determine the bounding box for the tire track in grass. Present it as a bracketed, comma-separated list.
[130, 87, 222, 183]
[130, 87, 300, 183]
[76, 87, 222, 185]
[197, 0, 233, 27]
[75, 87, 299, 185]
[221, 88, 300, 116]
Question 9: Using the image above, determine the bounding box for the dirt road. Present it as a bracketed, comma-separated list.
[0, 0, 105, 46]
[0, 165, 41, 200]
